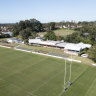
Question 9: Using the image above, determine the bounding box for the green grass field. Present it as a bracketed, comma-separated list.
[0, 47, 96, 96]
[38, 29, 75, 37]
[54, 29, 75, 37]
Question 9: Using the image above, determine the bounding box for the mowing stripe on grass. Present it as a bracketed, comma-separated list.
[0, 47, 96, 96]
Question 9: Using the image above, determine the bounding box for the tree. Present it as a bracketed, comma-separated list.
[20, 28, 32, 40]
[43, 22, 56, 31]
[88, 45, 96, 62]
[44, 31, 57, 41]
[49, 22, 56, 30]
[66, 24, 96, 44]
[13, 25, 20, 36]
[19, 21, 26, 30]
[30, 19, 43, 32]
[13, 18, 43, 37]
[29, 32, 38, 39]
[57, 36, 64, 40]
[65, 32, 80, 43]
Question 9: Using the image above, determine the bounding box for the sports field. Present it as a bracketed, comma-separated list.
[38, 29, 75, 37]
[0, 47, 96, 96]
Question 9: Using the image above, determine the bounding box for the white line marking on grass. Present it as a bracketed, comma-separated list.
[71, 67, 88, 84]
[58, 90, 64, 96]
[28, 70, 64, 96]
[58, 67, 88, 96]
[0, 46, 81, 63]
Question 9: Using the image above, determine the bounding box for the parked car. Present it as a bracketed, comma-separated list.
[81, 54, 88, 58]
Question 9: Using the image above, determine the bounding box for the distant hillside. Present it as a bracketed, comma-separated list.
[0, 23, 17, 25]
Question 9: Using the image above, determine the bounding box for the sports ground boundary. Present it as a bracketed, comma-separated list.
[0, 45, 81, 63]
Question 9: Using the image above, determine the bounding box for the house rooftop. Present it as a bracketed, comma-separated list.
[29, 38, 92, 51]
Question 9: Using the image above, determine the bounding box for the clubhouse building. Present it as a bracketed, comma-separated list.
[29, 37, 92, 55]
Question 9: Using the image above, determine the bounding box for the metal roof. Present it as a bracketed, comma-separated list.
[29, 38, 92, 51]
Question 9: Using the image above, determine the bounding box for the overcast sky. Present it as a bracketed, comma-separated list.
[0, 0, 96, 23]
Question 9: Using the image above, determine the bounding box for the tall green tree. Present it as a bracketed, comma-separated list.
[49, 22, 56, 30]
[88, 45, 96, 62]
[44, 31, 57, 41]
[13, 19, 43, 37]
[13, 25, 20, 36]
[19, 28, 32, 40]
[66, 24, 96, 44]
[29, 32, 38, 39]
